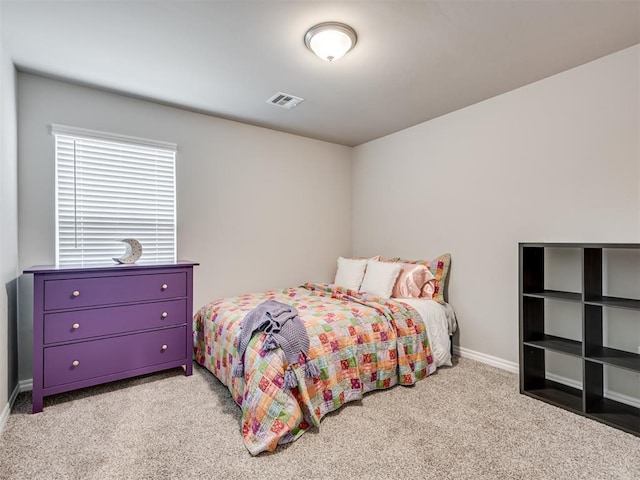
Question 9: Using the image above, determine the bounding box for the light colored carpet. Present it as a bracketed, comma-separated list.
[1, 357, 639, 480]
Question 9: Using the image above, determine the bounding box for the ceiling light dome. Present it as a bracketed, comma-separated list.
[304, 22, 357, 62]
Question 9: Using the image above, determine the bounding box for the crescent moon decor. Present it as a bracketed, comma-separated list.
[113, 238, 143, 264]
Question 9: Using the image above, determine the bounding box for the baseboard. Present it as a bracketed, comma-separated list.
[453, 345, 519, 374]
[19, 379, 33, 393]
[0, 403, 9, 435]
[0, 383, 21, 435]
[606, 391, 640, 409]
[545, 372, 581, 390]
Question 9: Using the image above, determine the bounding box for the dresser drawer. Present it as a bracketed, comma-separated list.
[43, 299, 186, 344]
[44, 272, 186, 310]
[43, 326, 187, 388]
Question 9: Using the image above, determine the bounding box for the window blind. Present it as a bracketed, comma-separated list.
[51, 125, 177, 267]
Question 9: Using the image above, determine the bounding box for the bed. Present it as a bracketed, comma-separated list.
[193, 256, 456, 455]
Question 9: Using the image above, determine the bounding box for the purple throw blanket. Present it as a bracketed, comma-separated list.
[232, 300, 319, 388]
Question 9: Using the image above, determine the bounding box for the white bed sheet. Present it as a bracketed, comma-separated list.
[398, 298, 453, 367]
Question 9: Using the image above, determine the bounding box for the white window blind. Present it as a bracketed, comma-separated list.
[51, 124, 177, 267]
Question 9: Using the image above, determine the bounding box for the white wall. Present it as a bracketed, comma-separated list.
[17, 74, 352, 380]
[0, 5, 19, 428]
[352, 45, 640, 365]
[13, 46, 640, 388]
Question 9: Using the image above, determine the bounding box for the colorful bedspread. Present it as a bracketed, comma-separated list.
[193, 283, 435, 455]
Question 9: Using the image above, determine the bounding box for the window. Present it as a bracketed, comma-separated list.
[51, 124, 177, 267]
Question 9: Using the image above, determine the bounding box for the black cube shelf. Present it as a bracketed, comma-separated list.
[519, 242, 640, 436]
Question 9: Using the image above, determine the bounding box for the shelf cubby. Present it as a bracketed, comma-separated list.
[525, 379, 584, 414]
[589, 398, 640, 436]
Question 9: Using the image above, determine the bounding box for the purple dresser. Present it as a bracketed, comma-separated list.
[24, 261, 198, 413]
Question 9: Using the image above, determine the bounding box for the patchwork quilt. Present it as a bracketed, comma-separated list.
[193, 283, 435, 455]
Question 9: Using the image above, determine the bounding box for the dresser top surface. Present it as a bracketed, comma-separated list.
[24, 260, 198, 275]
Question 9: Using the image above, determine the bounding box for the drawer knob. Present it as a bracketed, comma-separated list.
[72, 360, 79, 367]
[161, 344, 168, 351]
[72, 290, 80, 297]
[161, 312, 168, 319]
[72, 323, 80, 330]
[161, 284, 168, 291]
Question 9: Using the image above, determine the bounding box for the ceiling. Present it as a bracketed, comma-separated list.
[2, 1, 639, 147]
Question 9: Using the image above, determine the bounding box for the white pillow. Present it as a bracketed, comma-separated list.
[359, 260, 402, 298]
[333, 257, 367, 291]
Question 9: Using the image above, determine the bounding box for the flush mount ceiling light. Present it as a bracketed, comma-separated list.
[304, 22, 357, 62]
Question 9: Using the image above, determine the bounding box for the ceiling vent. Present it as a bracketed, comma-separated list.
[267, 92, 304, 110]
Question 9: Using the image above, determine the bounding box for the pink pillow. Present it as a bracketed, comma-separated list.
[391, 263, 434, 298]
[421, 276, 436, 300]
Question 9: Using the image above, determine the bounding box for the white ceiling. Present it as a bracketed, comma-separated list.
[3, 1, 639, 147]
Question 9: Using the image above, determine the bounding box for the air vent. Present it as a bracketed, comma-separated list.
[267, 92, 304, 110]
